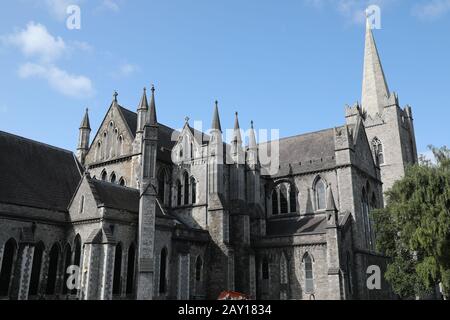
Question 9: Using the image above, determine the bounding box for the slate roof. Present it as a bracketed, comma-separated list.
[266, 215, 327, 236]
[259, 128, 337, 177]
[0, 131, 82, 212]
[89, 178, 140, 213]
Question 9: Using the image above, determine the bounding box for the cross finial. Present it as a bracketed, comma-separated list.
[113, 91, 118, 102]
[151, 84, 155, 94]
[251, 120, 254, 129]
[185, 116, 190, 123]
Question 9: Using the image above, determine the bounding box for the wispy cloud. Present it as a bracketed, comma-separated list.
[2, 22, 66, 63]
[101, 0, 120, 12]
[412, 0, 450, 21]
[110, 63, 140, 79]
[1, 21, 94, 99]
[18, 63, 94, 98]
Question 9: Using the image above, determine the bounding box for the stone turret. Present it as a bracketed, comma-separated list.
[77, 108, 91, 165]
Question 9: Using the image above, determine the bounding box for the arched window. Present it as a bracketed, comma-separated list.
[304, 253, 314, 293]
[190, 142, 194, 159]
[0, 238, 18, 297]
[101, 170, 107, 181]
[183, 172, 189, 205]
[96, 141, 103, 161]
[272, 189, 279, 215]
[110, 172, 116, 184]
[279, 184, 288, 213]
[159, 248, 167, 294]
[315, 178, 326, 211]
[45, 243, 60, 295]
[126, 244, 135, 294]
[372, 137, 384, 165]
[113, 243, 122, 295]
[118, 136, 124, 156]
[29, 241, 45, 296]
[62, 244, 71, 294]
[289, 184, 297, 213]
[176, 180, 182, 206]
[158, 170, 167, 205]
[262, 258, 269, 280]
[119, 178, 126, 187]
[195, 256, 203, 282]
[179, 146, 183, 159]
[191, 177, 197, 204]
[79, 196, 84, 214]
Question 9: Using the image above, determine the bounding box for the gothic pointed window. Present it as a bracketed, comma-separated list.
[79, 195, 84, 214]
[183, 172, 189, 205]
[45, 243, 60, 295]
[279, 184, 288, 213]
[304, 253, 314, 293]
[289, 184, 297, 213]
[176, 180, 182, 206]
[110, 172, 116, 184]
[315, 178, 326, 211]
[126, 244, 135, 294]
[62, 244, 71, 294]
[272, 189, 279, 215]
[372, 137, 384, 165]
[158, 170, 167, 205]
[190, 142, 194, 159]
[29, 241, 45, 296]
[118, 136, 124, 156]
[0, 238, 17, 297]
[191, 177, 197, 204]
[119, 178, 126, 187]
[113, 243, 122, 295]
[101, 170, 107, 181]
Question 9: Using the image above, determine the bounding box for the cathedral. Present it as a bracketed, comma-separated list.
[0, 21, 417, 300]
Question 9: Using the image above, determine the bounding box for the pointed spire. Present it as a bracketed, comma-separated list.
[79, 108, 91, 130]
[138, 87, 148, 110]
[361, 18, 390, 117]
[211, 100, 222, 132]
[248, 120, 257, 148]
[148, 85, 157, 125]
[326, 184, 337, 212]
[233, 111, 242, 143]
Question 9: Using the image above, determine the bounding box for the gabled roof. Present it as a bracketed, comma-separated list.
[0, 131, 82, 212]
[89, 178, 140, 213]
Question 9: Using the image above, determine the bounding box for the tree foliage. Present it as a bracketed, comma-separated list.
[372, 146, 450, 298]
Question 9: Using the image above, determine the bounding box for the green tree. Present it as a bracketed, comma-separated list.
[372, 146, 450, 299]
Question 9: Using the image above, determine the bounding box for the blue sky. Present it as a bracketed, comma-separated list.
[0, 0, 449, 157]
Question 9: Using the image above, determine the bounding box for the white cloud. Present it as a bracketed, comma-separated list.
[412, 0, 450, 20]
[18, 62, 94, 98]
[2, 22, 66, 63]
[101, 0, 120, 12]
[110, 63, 140, 79]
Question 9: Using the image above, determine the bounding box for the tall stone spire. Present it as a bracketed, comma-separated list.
[148, 85, 157, 125]
[361, 18, 390, 117]
[77, 108, 91, 165]
[137, 87, 148, 134]
[211, 100, 222, 132]
[233, 112, 242, 144]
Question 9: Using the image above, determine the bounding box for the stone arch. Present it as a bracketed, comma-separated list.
[110, 172, 117, 184]
[45, 243, 60, 295]
[101, 169, 107, 181]
[29, 241, 45, 296]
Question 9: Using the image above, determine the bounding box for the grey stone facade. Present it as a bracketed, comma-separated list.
[0, 22, 416, 300]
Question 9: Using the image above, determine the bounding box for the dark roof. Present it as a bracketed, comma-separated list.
[118, 105, 138, 136]
[259, 128, 337, 177]
[0, 131, 82, 212]
[89, 179, 140, 213]
[266, 216, 327, 236]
